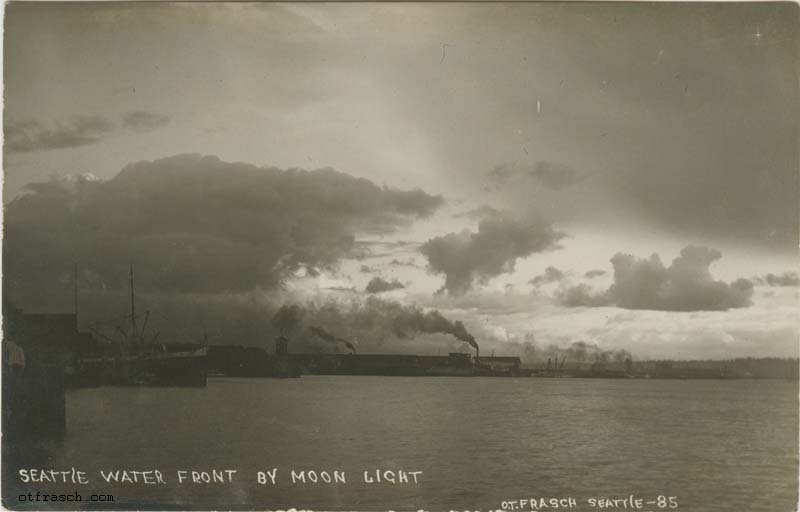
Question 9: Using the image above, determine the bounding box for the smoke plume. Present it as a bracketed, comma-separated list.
[271, 304, 304, 335]
[563, 341, 631, 363]
[310, 326, 356, 353]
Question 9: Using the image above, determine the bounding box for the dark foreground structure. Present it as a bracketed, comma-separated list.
[2, 306, 72, 508]
[2, 306, 73, 441]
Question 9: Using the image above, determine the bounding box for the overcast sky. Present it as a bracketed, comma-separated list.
[4, 3, 798, 360]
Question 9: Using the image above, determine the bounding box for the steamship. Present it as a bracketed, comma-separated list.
[72, 345, 208, 387]
[69, 265, 208, 388]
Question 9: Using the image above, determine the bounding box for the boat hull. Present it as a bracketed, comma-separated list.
[70, 348, 208, 388]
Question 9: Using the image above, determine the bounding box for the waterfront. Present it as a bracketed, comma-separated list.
[7, 377, 798, 511]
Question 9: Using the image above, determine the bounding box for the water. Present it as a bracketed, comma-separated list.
[8, 377, 799, 511]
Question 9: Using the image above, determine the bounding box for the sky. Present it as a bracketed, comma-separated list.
[3, 2, 799, 360]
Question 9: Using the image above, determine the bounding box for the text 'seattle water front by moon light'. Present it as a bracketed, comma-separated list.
[1, 2, 798, 511]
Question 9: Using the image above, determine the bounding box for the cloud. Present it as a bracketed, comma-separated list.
[487, 164, 517, 184]
[452, 204, 502, 220]
[4, 154, 444, 296]
[488, 161, 584, 190]
[6, 111, 172, 153]
[559, 245, 754, 311]
[557, 283, 611, 307]
[365, 277, 405, 294]
[420, 283, 798, 361]
[389, 258, 420, 268]
[122, 111, 171, 132]
[585, 269, 607, 279]
[528, 161, 585, 190]
[530, 266, 565, 287]
[5, 116, 115, 152]
[420, 214, 566, 295]
[758, 272, 800, 287]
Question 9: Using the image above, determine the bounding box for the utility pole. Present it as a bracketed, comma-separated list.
[130, 264, 137, 344]
[74, 263, 78, 311]
[74, 263, 79, 331]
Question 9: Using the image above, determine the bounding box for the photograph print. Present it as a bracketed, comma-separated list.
[2, 2, 798, 511]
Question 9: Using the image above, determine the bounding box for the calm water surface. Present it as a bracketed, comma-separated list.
[12, 377, 800, 511]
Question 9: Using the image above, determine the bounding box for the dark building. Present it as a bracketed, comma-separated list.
[288, 351, 528, 377]
[206, 340, 300, 378]
[481, 356, 523, 371]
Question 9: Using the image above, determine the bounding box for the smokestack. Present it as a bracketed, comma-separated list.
[275, 336, 289, 356]
[475, 344, 479, 364]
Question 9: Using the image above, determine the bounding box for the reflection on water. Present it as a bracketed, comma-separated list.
[5, 377, 798, 511]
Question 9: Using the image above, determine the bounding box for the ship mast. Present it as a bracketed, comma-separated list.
[73, 263, 79, 330]
[72, 263, 78, 332]
[130, 264, 138, 345]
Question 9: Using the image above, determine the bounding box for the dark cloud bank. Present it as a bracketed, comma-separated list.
[559, 246, 754, 311]
[420, 214, 566, 295]
[4, 153, 443, 303]
[5, 111, 171, 153]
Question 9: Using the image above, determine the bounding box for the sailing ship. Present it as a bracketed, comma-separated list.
[69, 265, 208, 388]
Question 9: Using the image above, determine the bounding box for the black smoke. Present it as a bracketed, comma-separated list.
[310, 297, 479, 351]
[65, 290, 480, 357]
[271, 304, 304, 335]
[310, 326, 356, 353]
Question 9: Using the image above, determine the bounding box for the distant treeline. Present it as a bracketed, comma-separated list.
[640, 357, 799, 379]
[527, 357, 799, 379]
